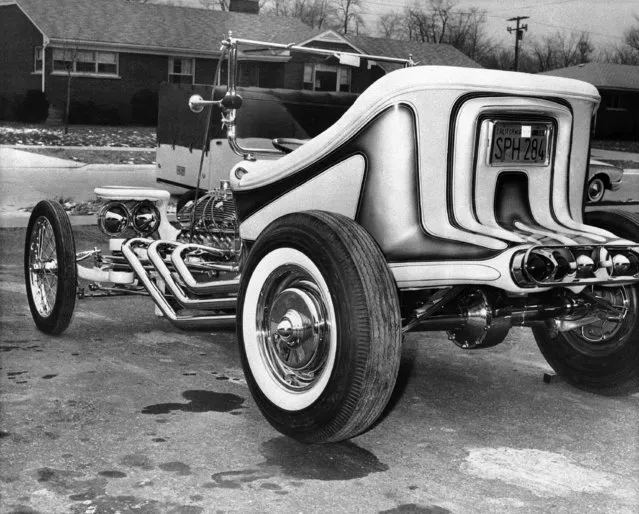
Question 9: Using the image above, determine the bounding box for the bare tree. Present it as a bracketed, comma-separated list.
[55, 45, 79, 134]
[624, 14, 639, 52]
[333, 0, 363, 35]
[529, 31, 593, 72]
[596, 14, 638, 64]
[377, 12, 404, 39]
[262, 0, 334, 29]
[404, 0, 456, 43]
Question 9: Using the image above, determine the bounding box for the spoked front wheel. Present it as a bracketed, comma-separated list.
[24, 200, 77, 335]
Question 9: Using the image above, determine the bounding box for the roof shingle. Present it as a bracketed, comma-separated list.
[539, 63, 639, 92]
[345, 35, 482, 70]
[16, 0, 318, 55]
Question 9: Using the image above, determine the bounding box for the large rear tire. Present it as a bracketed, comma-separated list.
[532, 210, 639, 395]
[24, 200, 77, 335]
[237, 211, 402, 443]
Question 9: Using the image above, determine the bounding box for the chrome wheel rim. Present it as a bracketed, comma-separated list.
[565, 286, 633, 355]
[587, 178, 605, 202]
[256, 265, 331, 393]
[28, 216, 58, 317]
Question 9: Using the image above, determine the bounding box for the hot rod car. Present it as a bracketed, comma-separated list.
[25, 35, 639, 444]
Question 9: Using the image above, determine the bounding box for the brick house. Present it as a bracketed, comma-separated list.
[0, 0, 480, 124]
[540, 63, 639, 140]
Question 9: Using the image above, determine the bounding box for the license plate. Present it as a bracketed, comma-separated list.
[490, 122, 550, 165]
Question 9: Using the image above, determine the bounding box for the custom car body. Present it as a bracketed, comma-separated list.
[25, 35, 639, 443]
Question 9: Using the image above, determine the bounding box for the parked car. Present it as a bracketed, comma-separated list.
[25, 35, 639, 444]
[587, 158, 623, 203]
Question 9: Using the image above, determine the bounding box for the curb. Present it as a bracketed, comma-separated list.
[0, 213, 96, 229]
[80, 164, 157, 171]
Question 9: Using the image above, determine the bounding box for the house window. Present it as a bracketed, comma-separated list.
[603, 93, 626, 111]
[303, 63, 351, 92]
[238, 62, 260, 87]
[34, 47, 43, 72]
[169, 57, 195, 84]
[52, 48, 119, 76]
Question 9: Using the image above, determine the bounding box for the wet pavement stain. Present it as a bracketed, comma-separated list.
[141, 390, 245, 415]
[379, 505, 452, 514]
[260, 436, 389, 481]
[119, 454, 155, 470]
[98, 470, 127, 478]
[34, 467, 107, 501]
[205, 469, 272, 489]
[159, 461, 192, 476]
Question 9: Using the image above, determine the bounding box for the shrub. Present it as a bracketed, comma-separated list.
[69, 100, 121, 125]
[131, 89, 158, 126]
[12, 90, 49, 122]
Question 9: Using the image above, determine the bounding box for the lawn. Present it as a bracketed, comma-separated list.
[0, 122, 156, 147]
[0, 122, 157, 164]
[591, 139, 639, 154]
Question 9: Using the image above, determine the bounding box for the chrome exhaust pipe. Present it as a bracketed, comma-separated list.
[122, 238, 235, 329]
[147, 241, 237, 311]
[511, 244, 639, 287]
[171, 243, 239, 295]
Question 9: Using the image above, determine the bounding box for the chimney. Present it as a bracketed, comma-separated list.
[229, 0, 259, 14]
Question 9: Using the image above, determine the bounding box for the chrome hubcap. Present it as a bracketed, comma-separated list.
[257, 266, 330, 392]
[28, 216, 58, 317]
[588, 179, 604, 201]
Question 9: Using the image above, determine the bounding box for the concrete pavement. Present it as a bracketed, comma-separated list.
[1, 225, 638, 514]
[0, 148, 158, 228]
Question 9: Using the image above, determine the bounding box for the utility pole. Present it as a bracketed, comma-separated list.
[507, 16, 529, 72]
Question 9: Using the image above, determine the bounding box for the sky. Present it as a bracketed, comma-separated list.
[150, 0, 638, 51]
[358, 0, 638, 48]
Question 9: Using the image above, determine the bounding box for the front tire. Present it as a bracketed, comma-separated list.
[24, 200, 77, 335]
[237, 211, 402, 443]
[532, 210, 639, 395]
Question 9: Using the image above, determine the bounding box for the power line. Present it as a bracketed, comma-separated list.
[531, 20, 625, 40]
[486, 0, 581, 14]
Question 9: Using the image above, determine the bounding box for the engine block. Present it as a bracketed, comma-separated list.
[176, 184, 240, 260]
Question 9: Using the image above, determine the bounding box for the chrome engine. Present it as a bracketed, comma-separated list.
[176, 181, 241, 263]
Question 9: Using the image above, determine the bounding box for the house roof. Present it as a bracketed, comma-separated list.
[14, 0, 318, 56]
[11, 0, 481, 69]
[539, 63, 639, 92]
[345, 35, 482, 70]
